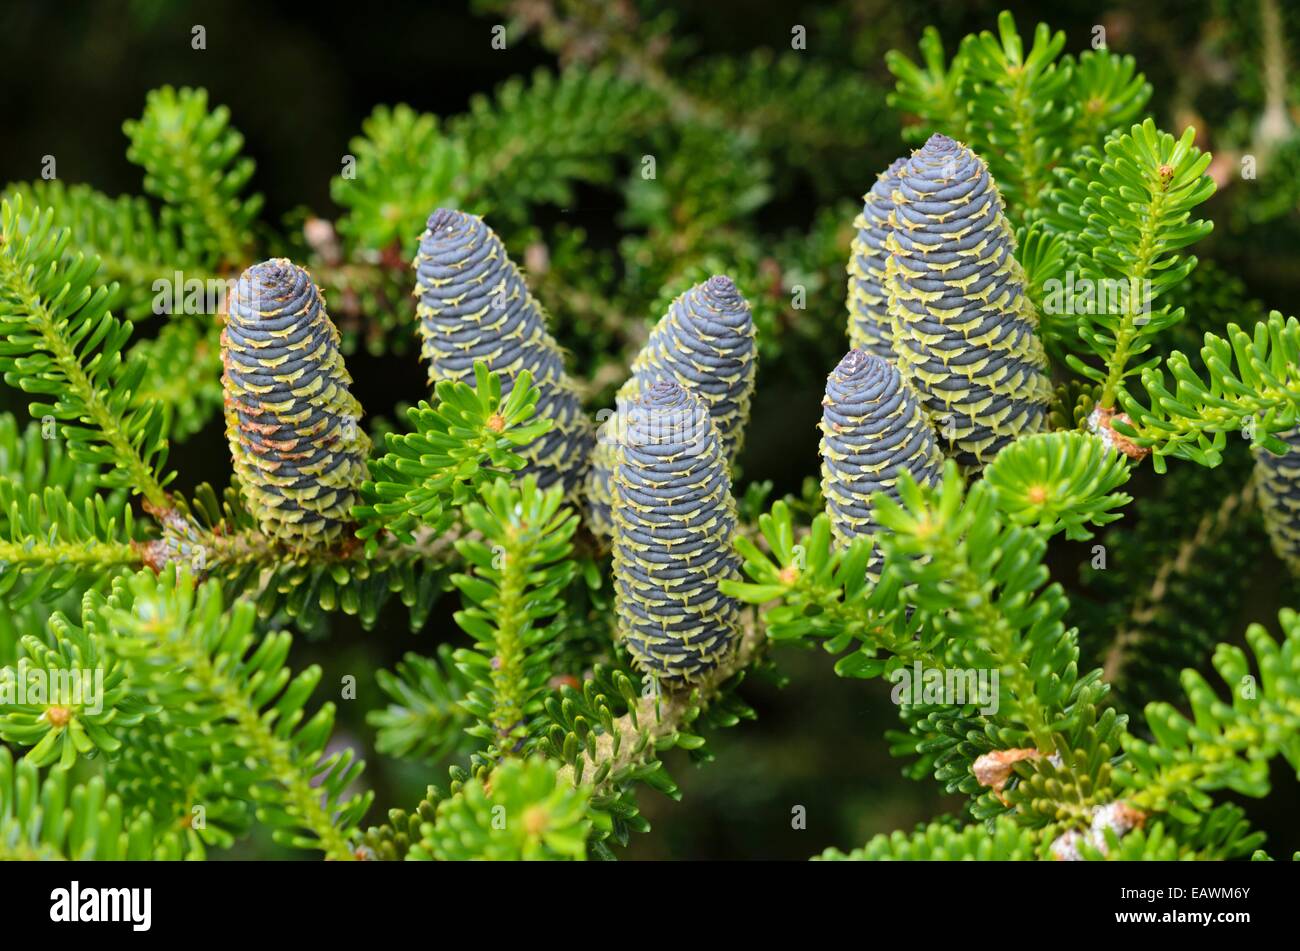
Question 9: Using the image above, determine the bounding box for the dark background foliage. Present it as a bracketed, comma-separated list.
[2, 0, 1298, 858]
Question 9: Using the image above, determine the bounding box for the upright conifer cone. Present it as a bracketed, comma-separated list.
[847, 156, 907, 359]
[819, 349, 943, 576]
[885, 133, 1052, 470]
[221, 259, 371, 548]
[1254, 429, 1300, 573]
[612, 379, 742, 686]
[413, 209, 593, 491]
[586, 275, 756, 541]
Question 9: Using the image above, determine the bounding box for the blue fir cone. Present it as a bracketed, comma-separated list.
[819, 349, 944, 577]
[1254, 429, 1300, 574]
[847, 156, 907, 359]
[585, 275, 756, 542]
[611, 378, 742, 686]
[412, 209, 593, 491]
[221, 259, 371, 549]
[885, 133, 1052, 471]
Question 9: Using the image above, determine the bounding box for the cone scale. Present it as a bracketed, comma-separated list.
[1256, 429, 1300, 573]
[847, 156, 907, 359]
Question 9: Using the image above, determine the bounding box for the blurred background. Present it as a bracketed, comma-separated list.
[2, 0, 1298, 859]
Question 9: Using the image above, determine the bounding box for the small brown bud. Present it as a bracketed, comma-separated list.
[1089, 405, 1150, 460]
[972, 747, 1041, 802]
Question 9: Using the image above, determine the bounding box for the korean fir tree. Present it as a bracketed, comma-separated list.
[1, 3, 1299, 864]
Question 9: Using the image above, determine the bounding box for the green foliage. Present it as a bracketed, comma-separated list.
[982, 431, 1132, 540]
[333, 67, 665, 252]
[0, 198, 173, 508]
[1117, 608, 1300, 822]
[0, 603, 148, 767]
[368, 645, 474, 764]
[884, 26, 968, 145]
[887, 11, 1152, 216]
[681, 51, 892, 198]
[355, 787, 441, 861]
[1120, 310, 1300, 469]
[0, 180, 197, 319]
[821, 805, 1263, 861]
[459, 68, 663, 222]
[451, 477, 578, 765]
[104, 717, 255, 854]
[100, 570, 371, 859]
[0, 414, 131, 662]
[875, 465, 1084, 753]
[356, 362, 549, 553]
[958, 12, 1072, 213]
[0, 746, 188, 860]
[723, 501, 905, 667]
[124, 318, 224, 440]
[1042, 121, 1216, 405]
[819, 816, 1041, 860]
[1099, 804, 1265, 860]
[623, 124, 771, 242]
[410, 757, 592, 861]
[330, 103, 466, 253]
[123, 85, 262, 267]
[537, 662, 670, 851]
[1158, 259, 1270, 359]
[1078, 448, 1261, 715]
[1066, 49, 1153, 150]
[157, 480, 452, 634]
[537, 652, 764, 857]
[1015, 221, 1068, 317]
[4, 85, 259, 450]
[2, 569, 372, 860]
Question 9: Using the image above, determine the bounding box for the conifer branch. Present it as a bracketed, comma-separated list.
[451, 477, 578, 763]
[1, 5, 1295, 864]
[1117, 609, 1300, 821]
[1119, 311, 1300, 469]
[0, 201, 173, 509]
[123, 86, 261, 268]
[554, 612, 765, 797]
[103, 571, 370, 860]
[0, 535, 139, 571]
